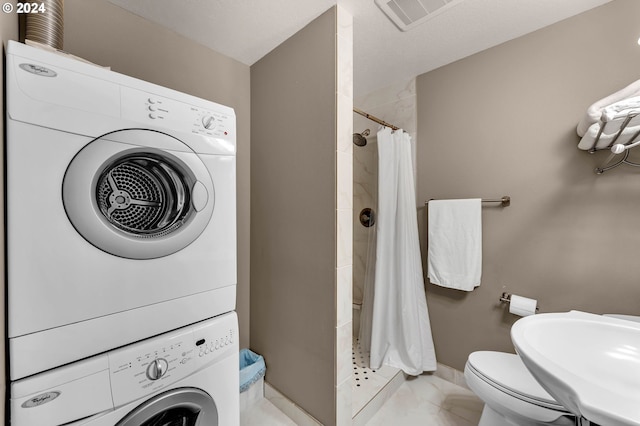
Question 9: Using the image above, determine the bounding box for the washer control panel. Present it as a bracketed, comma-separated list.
[121, 86, 234, 140]
[109, 333, 192, 406]
[108, 312, 238, 407]
[194, 325, 234, 360]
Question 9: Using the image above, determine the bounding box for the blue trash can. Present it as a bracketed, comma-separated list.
[239, 349, 266, 393]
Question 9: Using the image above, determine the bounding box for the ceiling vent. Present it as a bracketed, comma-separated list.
[375, 0, 464, 32]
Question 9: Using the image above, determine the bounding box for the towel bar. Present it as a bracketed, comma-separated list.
[425, 196, 510, 207]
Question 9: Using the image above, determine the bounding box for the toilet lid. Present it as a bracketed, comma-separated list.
[467, 351, 568, 411]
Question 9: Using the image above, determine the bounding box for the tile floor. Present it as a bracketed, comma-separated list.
[240, 397, 298, 426]
[365, 374, 483, 425]
[241, 342, 484, 425]
[241, 374, 483, 425]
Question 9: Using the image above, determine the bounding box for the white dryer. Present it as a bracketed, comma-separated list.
[10, 311, 239, 426]
[5, 40, 237, 380]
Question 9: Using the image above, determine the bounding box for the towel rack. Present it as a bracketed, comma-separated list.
[425, 196, 510, 207]
[586, 112, 640, 174]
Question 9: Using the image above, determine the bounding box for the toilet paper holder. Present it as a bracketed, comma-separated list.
[499, 292, 539, 312]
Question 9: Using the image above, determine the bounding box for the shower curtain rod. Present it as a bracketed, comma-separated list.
[353, 107, 400, 131]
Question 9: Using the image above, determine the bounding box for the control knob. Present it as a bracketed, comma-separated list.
[146, 358, 169, 381]
[201, 115, 216, 130]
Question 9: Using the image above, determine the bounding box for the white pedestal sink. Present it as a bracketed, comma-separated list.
[511, 311, 640, 426]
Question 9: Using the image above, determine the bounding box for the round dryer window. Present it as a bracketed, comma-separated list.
[63, 129, 214, 259]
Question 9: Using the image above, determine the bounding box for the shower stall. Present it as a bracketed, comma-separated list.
[352, 80, 419, 342]
[350, 84, 436, 421]
[352, 124, 398, 419]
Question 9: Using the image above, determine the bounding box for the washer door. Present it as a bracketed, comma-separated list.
[116, 388, 218, 426]
[63, 129, 214, 259]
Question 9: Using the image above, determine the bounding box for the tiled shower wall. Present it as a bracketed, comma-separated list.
[335, 6, 354, 425]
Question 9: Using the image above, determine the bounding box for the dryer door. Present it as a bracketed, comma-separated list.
[116, 388, 218, 426]
[63, 129, 214, 259]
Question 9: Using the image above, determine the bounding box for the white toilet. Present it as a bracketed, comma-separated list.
[464, 351, 575, 426]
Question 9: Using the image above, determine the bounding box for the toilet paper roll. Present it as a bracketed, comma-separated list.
[509, 295, 537, 317]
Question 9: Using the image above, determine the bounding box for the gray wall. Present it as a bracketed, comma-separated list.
[417, 0, 640, 371]
[251, 7, 346, 425]
[62, 0, 252, 348]
[1, 2, 19, 420]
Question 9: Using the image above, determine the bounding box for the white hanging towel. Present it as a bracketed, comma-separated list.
[427, 199, 482, 291]
[370, 127, 436, 376]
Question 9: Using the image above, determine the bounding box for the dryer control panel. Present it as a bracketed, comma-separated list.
[108, 312, 238, 407]
[121, 86, 234, 140]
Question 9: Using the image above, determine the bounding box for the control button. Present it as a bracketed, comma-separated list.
[181, 358, 189, 365]
[148, 97, 157, 104]
[149, 113, 158, 119]
[146, 358, 169, 380]
[148, 105, 157, 112]
[201, 115, 216, 130]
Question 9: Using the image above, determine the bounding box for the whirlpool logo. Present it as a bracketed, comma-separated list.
[19, 63, 58, 77]
[21, 391, 61, 408]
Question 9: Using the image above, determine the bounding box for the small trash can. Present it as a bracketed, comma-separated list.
[239, 349, 266, 411]
[240, 349, 266, 393]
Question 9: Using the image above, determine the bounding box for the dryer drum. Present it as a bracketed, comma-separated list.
[62, 129, 216, 260]
[96, 153, 192, 238]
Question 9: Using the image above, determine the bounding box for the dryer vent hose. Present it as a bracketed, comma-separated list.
[25, 0, 64, 50]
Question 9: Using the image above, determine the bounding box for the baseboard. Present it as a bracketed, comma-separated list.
[433, 362, 470, 390]
[264, 382, 323, 426]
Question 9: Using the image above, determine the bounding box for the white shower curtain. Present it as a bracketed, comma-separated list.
[368, 127, 436, 375]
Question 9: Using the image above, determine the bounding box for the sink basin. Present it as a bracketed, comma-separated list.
[511, 311, 640, 426]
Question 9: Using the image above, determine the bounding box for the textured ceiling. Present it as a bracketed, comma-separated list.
[107, 0, 612, 97]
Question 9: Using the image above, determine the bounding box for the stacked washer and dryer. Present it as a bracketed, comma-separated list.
[5, 40, 239, 425]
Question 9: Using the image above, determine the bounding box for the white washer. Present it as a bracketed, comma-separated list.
[10, 311, 239, 426]
[5, 40, 237, 380]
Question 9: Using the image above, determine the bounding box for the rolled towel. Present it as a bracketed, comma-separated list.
[577, 79, 640, 137]
[578, 114, 640, 150]
[602, 96, 640, 121]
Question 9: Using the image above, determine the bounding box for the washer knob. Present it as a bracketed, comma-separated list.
[146, 358, 169, 380]
[202, 115, 216, 130]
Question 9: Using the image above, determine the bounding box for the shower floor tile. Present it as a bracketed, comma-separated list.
[352, 339, 402, 418]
